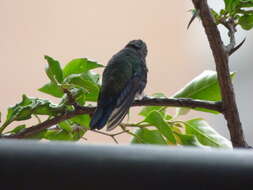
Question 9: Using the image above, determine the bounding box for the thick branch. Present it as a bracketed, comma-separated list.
[4, 107, 95, 139]
[2, 97, 222, 139]
[192, 0, 247, 147]
[133, 97, 222, 111]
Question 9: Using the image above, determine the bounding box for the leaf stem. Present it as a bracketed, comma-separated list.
[0, 121, 11, 134]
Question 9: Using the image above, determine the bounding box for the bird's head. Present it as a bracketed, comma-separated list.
[125, 39, 147, 57]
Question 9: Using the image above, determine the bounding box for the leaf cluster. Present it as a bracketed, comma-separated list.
[0, 56, 103, 141]
[130, 71, 233, 149]
[212, 0, 253, 30]
[0, 55, 233, 148]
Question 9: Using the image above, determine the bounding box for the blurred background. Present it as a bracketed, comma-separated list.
[0, 0, 252, 144]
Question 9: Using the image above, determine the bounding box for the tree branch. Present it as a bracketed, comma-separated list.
[219, 17, 246, 56]
[133, 97, 222, 111]
[219, 17, 236, 54]
[2, 97, 222, 139]
[192, 0, 247, 147]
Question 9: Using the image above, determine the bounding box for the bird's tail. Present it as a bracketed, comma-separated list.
[90, 105, 114, 130]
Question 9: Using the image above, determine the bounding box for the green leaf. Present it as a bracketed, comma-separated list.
[131, 128, 167, 145]
[44, 55, 63, 83]
[239, 14, 253, 30]
[82, 72, 101, 101]
[211, 9, 220, 24]
[139, 93, 167, 117]
[72, 125, 87, 141]
[174, 133, 207, 147]
[165, 114, 173, 120]
[224, 0, 240, 14]
[58, 120, 73, 132]
[238, 0, 253, 8]
[144, 111, 176, 144]
[28, 129, 47, 140]
[63, 58, 103, 78]
[70, 114, 90, 129]
[240, 0, 253, 3]
[83, 71, 100, 84]
[86, 92, 99, 102]
[75, 93, 86, 105]
[38, 82, 64, 98]
[58, 88, 87, 107]
[224, 0, 253, 15]
[45, 129, 73, 141]
[173, 70, 235, 115]
[3, 95, 64, 128]
[5, 95, 32, 124]
[185, 118, 232, 148]
[63, 71, 100, 102]
[45, 122, 87, 141]
[173, 70, 232, 100]
[64, 74, 99, 96]
[174, 107, 191, 118]
[7, 124, 26, 134]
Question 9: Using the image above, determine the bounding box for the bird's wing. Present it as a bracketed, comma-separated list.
[90, 52, 134, 130]
[106, 73, 146, 131]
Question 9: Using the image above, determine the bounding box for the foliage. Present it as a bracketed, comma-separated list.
[211, 0, 253, 30]
[0, 55, 233, 148]
[0, 0, 252, 148]
[1, 56, 103, 140]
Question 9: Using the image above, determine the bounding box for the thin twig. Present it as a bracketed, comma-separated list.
[219, 18, 236, 54]
[192, 0, 248, 147]
[92, 130, 127, 144]
[93, 130, 126, 137]
[34, 114, 41, 124]
[63, 89, 82, 109]
[218, 17, 245, 56]
[121, 123, 150, 128]
[120, 125, 144, 143]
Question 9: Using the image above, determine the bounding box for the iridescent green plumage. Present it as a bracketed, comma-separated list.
[90, 40, 148, 131]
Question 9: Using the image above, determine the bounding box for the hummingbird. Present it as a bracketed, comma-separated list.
[90, 39, 148, 131]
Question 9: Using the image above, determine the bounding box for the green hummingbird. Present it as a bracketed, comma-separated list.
[90, 39, 148, 131]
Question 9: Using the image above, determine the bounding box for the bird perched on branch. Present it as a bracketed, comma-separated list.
[90, 39, 148, 131]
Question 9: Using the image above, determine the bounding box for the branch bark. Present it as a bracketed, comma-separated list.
[133, 97, 222, 111]
[2, 97, 222, 139]
[192, 0, 247, 147]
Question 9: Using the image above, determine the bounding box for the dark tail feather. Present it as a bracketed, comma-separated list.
[106, 90, 137, 131]
[106, 75, 143, 131]
[106, 105, 129, 131]
[90, 105, 114, 130]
